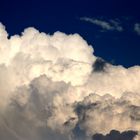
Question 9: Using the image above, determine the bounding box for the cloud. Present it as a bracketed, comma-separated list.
[0, 23, 140, 140]
[92, 57, 107, 72]
[74, 92, 140, 137]
[134, 23, 140, 35]
[80, 17, 123, 32]
[92, 130, 137, 140]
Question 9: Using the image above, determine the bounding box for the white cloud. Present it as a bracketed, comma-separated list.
[134, 23, 140, 35]
[0, 23, 139, 140]
[80, 17, 123, 32]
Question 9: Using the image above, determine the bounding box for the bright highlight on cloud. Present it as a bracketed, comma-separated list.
[80, 17, 123, 32]
[0, 23, 140, 140]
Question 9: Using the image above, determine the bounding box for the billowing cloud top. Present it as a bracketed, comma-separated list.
[0, 23, 140, 140]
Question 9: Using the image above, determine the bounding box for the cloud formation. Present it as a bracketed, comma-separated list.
[0, 23, 140, 140]
[92, 130, 137, 140]
[134, 23, 140, 35]
[80, 17, 123, 32]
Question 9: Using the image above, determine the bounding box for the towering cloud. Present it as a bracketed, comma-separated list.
[0, 23, 140, 140]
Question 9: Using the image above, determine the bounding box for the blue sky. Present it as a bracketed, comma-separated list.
[0, 0, 140, 67]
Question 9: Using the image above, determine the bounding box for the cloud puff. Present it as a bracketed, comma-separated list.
[0, 23, 140, 140]
[80, 17, 123, 32]
[74, 92, 140, 137]
[134, 23, 140, 35]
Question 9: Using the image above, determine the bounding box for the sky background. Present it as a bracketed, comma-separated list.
[0, 0, 140, 67]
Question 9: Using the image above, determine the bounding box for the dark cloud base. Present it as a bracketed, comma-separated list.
[92, 130, 137, 140]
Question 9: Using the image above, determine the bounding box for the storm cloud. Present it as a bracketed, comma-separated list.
[0, 23, 140, 140]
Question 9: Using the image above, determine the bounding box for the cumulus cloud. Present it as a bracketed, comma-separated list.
[0, 23, 140, 140]
[74, 93, 140, 136]
[80, 17, 123, 32]
[134, 23, 140, 35]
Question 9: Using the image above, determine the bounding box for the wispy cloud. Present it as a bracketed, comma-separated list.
[80, 17, 123, 32]
[134, 23, 140, 35]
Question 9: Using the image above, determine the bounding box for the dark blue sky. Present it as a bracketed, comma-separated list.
[0, 0, 140, 67]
